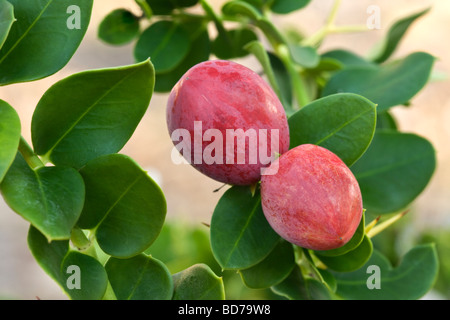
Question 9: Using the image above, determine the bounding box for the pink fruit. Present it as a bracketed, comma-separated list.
[167, 60, 290, 185]
[260, 144, 363, 251]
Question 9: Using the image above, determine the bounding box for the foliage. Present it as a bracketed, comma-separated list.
[0, 0, 441, 300]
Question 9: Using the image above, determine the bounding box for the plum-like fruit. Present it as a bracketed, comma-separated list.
[167, 60, 290, 185]
[260, 144, 363, 251]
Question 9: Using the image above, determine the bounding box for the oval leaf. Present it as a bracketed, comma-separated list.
[210, 186, 280, 270]
[239, 239, 295, 289]
[134, 20, 191, 73]
[1, 152, 85, 240]
[105, 254, 173, 300]
[0, 99, 21, 182]
[0, 0, 93, 85]
[173, 264, 225, 300]
[316, 235, 373, 272]
[288, 93, 377, 167]
[334, 244, 438, 300]
[370, 8, 431, 64]
[27, 225, 70, 286]
[322, 52, 435, 111]
[0, 0, 15, 50]
[31, 60, 155, 169]
[351, 130, 436, 214]
[98, 9, 140, 45]
[78, 154, 166, 258]
[60, 251, 108, 300]
[270, 0, 311, 14]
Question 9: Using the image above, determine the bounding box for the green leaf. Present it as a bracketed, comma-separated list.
[60, 251, 108, 300]
[288, 93, 377, 167]
[351, 130, 436, 214]
[271, 266, 331, 300]
[78, 154, 166, 258]
[270, 0, 311, 14]
[370, 8, 431, 64]
[173, 0, 199, 8]
[222, 1, 262, 20]
[290, 45, 319, 69]
[334, 244, 439, 300]
[210, 186, 280, 270]
[0, 0, 93, 85]
[154, 23, 210, 93]
[0, 0, 15, 50]
[322, 49, 377, 69]
[316, 235, 373, 272]
[268, 52, 293, 112]
[1, 152, 85, 240]
[105, 254, 173, 300]
[239, 239, 295, 289]
[134, 20, 191, 73]
[211, 27, 257, 60]
[27, 225, 69, 286]
[0, 100, 20, 182]
[314, 212, 365, 257]
[98, 9, 140, 46]
[322, 52, 435, 111]
[31, 60, 154, 169]
[173, 264, 225, 300]
[376, 110, 398, 130]
[145, 0, 175, 15]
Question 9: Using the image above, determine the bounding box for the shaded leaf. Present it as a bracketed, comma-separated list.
[173, 264, 225, 300]
[0, 99, 20, 182]
[98, 9, 140, 46]
[270, 0, 311, 14]
[212, 27, 257, 60]
[210, 186, 280, 270]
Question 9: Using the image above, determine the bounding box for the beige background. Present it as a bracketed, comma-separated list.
[0, 0, 448, 299]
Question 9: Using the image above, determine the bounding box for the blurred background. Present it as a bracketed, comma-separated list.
[0, 0, 448, 299]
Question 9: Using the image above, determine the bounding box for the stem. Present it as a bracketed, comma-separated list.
[366, 210, 409, 238]
[18, 136, 44, 170]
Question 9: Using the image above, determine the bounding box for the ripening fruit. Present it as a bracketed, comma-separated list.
[166, 60, 290, 185]
[260, 144, 363, 251]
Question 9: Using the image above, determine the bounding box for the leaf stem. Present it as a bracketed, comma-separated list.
[18, 136, 44, 170]
[366, 210, 409, 238]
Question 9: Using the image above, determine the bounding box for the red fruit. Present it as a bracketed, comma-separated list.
[167, 60, 290, 185]
[260, 144, 363, 251]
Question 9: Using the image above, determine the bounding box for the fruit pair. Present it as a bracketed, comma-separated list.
[167, 60, 362, 251]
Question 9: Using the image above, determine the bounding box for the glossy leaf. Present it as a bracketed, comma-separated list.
[1, 153, 85, 240]
[314, 212, 365, 257]
[210, 186, 280, 270]
[316, 235, 373, 272]
[0, 0, 14, 50]
[172, 264, 225, 300]
[31, 60, 154, 169]
[0, 0, 93, 85]
[154, 23, 210, 93]
[212, 27, 257, 60]
[334, 244, 438, 300]
[322, 52, 435, 111]
[270, 0, 311, 14]
[351, 131, 436, 214]
[271, 266, 331, 300]
[370, 8, 431, 64]
[60, 251, 108, 300]
[27, 225, 69, 286]
[0, 100, 20, 182]
[288, 93, 377, 167]
[239, 239, 295, 289]
[105, 254, 173, 300]
[78, 154, 166, 258]
[98, 9, 140, 45]
[134, 20, 191, 73]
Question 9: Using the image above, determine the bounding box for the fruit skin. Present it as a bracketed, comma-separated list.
[167, 60, 290, 185]
[260, 144, 363, 251]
